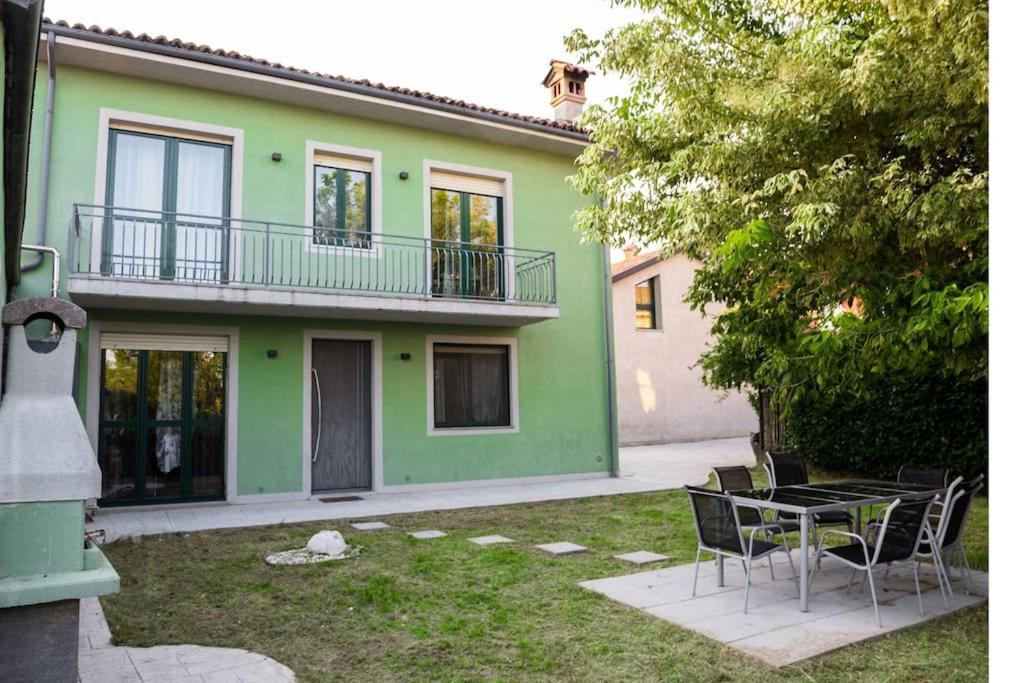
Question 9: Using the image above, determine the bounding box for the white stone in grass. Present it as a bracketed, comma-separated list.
[351, 521, 390, 531]
[306, 530, 348, 556]
[265, 546, 360, 565]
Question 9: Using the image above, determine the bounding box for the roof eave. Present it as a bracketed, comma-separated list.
[42, 22, 591, 150]
[611, 256, 660, 283]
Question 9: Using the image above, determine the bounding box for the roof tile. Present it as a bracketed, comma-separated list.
[45, 18, 587, 136]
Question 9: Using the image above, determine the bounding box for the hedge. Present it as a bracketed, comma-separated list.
[784, 374, 988, 480]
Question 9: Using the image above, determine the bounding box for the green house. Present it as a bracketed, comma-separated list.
[14, 21, 616, 507]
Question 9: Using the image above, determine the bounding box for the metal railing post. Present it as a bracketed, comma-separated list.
[550, 253, 557, 304]
[263, 221, 270, 287]
[423, 241, 431, 297]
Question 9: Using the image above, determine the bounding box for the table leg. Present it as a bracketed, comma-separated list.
[800, 512, 809, 612]
[716, 551, 724, 587]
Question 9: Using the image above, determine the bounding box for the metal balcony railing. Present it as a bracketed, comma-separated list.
[68, 204, 557, 305]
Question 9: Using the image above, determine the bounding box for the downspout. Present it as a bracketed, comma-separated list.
[2, 0, 43, 288]
[20, 29, 56, 275]
[601, 242, 620, 477]
[18, 244, 58, 297]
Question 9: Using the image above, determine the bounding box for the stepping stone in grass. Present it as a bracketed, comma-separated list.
[536, 542, 588, 556]
[614, 551, 670, 565]
[409, 530, 447, 539]
[351, 521, 390, 531]
[468, 535, 514, 546]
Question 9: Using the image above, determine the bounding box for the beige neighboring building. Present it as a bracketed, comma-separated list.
[611, 248, 757, 445]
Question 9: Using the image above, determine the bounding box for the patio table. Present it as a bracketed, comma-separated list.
[728, 479, 946, 612]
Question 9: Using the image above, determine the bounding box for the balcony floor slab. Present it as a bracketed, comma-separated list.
[68, 275, 558, 326]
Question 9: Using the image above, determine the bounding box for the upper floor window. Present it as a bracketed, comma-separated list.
[312, 151, 372, 249]
[635, 276, 658, 329]
[429, 169, 505, 299]
[103, 126, 232, 282]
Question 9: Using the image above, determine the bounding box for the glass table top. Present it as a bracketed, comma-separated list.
[728, 479, 943, 511]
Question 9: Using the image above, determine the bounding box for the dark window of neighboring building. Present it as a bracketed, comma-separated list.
[635, 277, 658, 329]
[433, 344, 511, 428]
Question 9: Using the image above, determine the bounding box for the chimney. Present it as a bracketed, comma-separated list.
[542, 60, 590, 122]
[623, 244, 640, 259]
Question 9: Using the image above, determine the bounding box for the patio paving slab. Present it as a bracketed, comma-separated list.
[351, 521, 390, 531]
[536, 541, 588, 555]
[580, 552, 987, 666]
[77, 599, 295, 682]
[468, 534, 515, 545]
[409, 530, 447, 539]
[615, 551, 670, 564]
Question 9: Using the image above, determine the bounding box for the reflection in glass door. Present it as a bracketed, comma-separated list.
[98, 347, 226, 505]
[430, 189, 504, 299]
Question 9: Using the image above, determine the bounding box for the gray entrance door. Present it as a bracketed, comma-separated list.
[311, 340, 372, 492]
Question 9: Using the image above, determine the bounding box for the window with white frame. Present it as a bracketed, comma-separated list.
[428, 168, 506, 299]
[104, 125, 232, 282]
[431, 342, 513, 430]
[312, 150, 373, 249]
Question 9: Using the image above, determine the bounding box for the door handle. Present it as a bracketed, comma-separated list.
[312, 368, 322, 463]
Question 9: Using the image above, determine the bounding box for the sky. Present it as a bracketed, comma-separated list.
[42, 0, 644, 119]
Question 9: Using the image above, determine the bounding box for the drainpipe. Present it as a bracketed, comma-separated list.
[20, 30, 57, 275]
[18, 244, 60, 298]
[601, 243, 620, 477]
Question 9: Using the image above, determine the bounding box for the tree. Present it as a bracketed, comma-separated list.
[567, 0, 988, 409]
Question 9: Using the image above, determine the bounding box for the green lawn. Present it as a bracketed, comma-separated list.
[100, 475, 988, 682]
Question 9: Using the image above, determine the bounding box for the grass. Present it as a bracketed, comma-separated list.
[100, 474, 988, 682]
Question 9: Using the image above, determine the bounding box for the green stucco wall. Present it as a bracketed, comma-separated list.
[19, 64, 611, 493]
[0, 502, 84, 577]
[81, 307, 610, 492]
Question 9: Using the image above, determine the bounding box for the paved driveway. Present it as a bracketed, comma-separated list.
[619, 436, 755, 488]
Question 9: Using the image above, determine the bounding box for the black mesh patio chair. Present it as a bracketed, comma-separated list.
[897, 467, 949, 489]
[930, 474, 985, 595]
[882, 475, 964, 610]
[810, 494, 939, 627]
[685, 486, 798, 614]
[764, 451, 854, 538]
[712, 466, 761, 528]
[714, 466, 799, 535]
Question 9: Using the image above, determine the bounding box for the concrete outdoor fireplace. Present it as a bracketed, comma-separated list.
[0, 298, 119, 682]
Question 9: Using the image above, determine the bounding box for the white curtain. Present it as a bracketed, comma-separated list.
[176, 142, 226, 280]
[111, 133, 164, 277]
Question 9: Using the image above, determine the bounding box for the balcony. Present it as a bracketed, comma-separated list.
[66, 204, 558, 326]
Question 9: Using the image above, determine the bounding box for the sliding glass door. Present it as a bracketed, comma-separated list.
[102, 129, 231, 282]
[98, 347, 226, 505]
[430, 189, 504, 299]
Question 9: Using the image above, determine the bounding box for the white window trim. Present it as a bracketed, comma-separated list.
[91, 108, 245, 275]
[422, 159, 514, 298]
[85, 320, 241, 502]
[305, 140, 383, 258]
[426, 334, 519, 436]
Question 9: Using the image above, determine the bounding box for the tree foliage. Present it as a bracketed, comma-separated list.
[568, 0, 988, 406]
